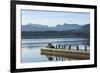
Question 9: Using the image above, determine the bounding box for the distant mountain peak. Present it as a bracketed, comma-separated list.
[81, 24, 90, 31]
[22, 23, 89, 31]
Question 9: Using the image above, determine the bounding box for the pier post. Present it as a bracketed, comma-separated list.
[69, 45, 71, 50]
[64, 45, 65, 49]
[76, 46, 79, 51]
[85, 46, 87, 51]
[58, 44, 60, 49]
[56, 56, 58, 61]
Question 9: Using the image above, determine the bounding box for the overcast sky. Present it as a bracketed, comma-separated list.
[21, 10, 90, 26]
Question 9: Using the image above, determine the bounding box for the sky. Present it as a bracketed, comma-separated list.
[21, 10, 90, 26]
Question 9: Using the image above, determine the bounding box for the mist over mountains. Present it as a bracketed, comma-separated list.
[22, 23, 90, 31]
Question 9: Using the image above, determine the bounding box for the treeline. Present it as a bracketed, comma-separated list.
[21, 30, 90, 39]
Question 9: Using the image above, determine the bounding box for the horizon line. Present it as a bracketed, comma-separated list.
[22, 23, 90, 27]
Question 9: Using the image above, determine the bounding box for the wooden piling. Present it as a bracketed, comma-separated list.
[58, 44, 60, 48]
[85, 46, 87, 51]
[64, 45, 65, 49]
[69, 45, 71, 50]
[76, 46, 79, 51]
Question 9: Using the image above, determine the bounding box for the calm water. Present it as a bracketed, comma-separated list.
[21, 38, 90, 63]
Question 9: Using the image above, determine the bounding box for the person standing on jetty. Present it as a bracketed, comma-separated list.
[47, 43, 55, 48]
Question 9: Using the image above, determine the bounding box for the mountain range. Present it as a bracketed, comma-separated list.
[22, 23, 90, 31]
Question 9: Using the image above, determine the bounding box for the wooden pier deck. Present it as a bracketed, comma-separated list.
[41, 48, 90, 60]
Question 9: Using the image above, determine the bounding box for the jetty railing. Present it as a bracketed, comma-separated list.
[54, 44, 89, 51]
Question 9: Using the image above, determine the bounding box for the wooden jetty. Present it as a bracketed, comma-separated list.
[41, 48, 90, 60]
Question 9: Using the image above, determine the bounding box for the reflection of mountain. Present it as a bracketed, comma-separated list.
[22, 23, 90, 31]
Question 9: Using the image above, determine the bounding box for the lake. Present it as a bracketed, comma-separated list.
[21, 38, 90, 63]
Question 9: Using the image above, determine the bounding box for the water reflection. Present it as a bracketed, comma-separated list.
[22, 38, 90, 63]
[47, 56, 53, 61]
[45, 55, 73, 61]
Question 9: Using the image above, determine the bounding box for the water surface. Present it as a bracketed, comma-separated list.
[21, 38, 90, 63]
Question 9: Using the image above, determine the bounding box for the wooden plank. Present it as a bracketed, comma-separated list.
[41, 48, 90, 60]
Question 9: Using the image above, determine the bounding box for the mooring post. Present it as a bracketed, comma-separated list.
[85, 45, 87, 51]
[69, 45, 71, 50]
[76, 45, 79, 51]
[63, 45, 64, 49]
[58, 44, 60, 49]
[64, 45, 65, 49]
[56, 56, 58, 61]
